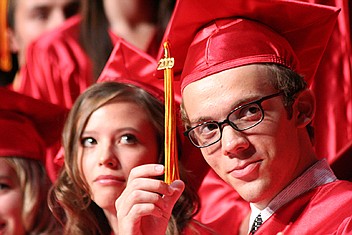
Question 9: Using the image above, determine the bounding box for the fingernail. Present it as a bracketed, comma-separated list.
[170, 180, 184, 189]
[155, 165, 164, 172]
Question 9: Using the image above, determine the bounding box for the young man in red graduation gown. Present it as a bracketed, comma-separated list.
[157, 0, 352, 234]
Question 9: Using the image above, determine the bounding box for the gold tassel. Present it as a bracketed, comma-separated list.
[0, 0, 12, 72]
[157, 41, 180, 185]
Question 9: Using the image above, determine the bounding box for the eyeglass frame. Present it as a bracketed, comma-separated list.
[183, 92, 284, 148]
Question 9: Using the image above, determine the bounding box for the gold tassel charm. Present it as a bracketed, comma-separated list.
[157, 41, 180, 185]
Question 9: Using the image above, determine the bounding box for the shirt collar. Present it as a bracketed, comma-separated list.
[249, 158, 337, 232]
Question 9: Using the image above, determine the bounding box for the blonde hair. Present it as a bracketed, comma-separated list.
[5, 157, 60, 234]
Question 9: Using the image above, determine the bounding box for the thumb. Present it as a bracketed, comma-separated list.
[170, 179, 185, 191]
[164, 180, 185, 213]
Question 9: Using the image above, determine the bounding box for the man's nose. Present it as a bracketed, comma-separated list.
[221, 125, 250, 157]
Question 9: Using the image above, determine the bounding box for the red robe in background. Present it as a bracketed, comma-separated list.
[255, 180, 352, 234]
[14, 16, 95, 181]
[302, 0, 352, 176]
[17, 15, 93, 109]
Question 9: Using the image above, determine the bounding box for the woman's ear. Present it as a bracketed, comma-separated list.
[293, 89, 316, 128]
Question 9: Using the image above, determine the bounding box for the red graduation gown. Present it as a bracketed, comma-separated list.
[254, 180, 352, 234]
[194, 168, 250, 235]
[333, 217, 352, 235]
[17, 15, 92, 109]
[300, 0, 352, 175]
[182, 220, 219, 235]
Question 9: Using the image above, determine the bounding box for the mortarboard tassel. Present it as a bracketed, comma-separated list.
[158, 41, 180, 185]
[0, 0, 11, 72]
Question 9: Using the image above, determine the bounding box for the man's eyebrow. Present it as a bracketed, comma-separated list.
[188, 94, 262, 125]
[231, 94, 263, 108]
[189, 116, 214, 125]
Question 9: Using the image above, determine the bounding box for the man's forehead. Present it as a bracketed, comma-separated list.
[183, 65, 274, 95]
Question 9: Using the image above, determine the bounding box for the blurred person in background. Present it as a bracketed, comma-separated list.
[1, 0, 80, 88]
[15, 0, 175, 108]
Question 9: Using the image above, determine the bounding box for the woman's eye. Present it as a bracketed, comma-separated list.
[81, 137, 97, 147]
[120, 134, 138, 144]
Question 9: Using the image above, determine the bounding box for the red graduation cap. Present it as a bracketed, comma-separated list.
[97, 38, 165, 101]
[156, 0, 340, 92]
[98, 37, 182, 103]
[0, 88, 67, 162]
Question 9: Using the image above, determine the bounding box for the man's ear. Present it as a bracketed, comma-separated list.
[7, 28, 19, 53]
[293, 89, 315, 128]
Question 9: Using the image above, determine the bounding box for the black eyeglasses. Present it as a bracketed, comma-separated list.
[184, 92, 283, 148]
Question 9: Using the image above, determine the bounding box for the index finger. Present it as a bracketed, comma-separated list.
[127, 164, 165, 183]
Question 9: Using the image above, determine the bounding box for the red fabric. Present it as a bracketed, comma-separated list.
[0, 88, 67, 162]
[97, 37, 165, 101]
[180, 18, 298, 92]
[303, 0, 352, 166]
[254, 180, 352, 234]
[182, 220, 219, 235]
[16, 15, 92, 109]
[333, 217, 352, 235]
[331, 140, 352, 180]
[17, 15, 159, 110]
[0, 112, 45, 161]
[194, 169, 250, 235]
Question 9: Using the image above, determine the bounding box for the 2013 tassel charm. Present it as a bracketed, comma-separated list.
[157, 41, 180, 185]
